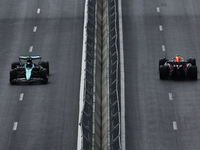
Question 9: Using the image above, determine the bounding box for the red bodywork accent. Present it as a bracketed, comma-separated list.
[169, 64, 173, 68]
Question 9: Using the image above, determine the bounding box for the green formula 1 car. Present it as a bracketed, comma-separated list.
[10, 56, 49, 84]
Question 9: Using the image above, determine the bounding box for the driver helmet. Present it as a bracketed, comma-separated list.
[27, 59, 32, 68]
[175, 56, 181, 62]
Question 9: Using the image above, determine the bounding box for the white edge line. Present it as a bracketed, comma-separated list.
[19, 93, 24, 101]
[13, 122, 18, 130]
[77, 0, 88, 149]
[118, 0, 126, 149]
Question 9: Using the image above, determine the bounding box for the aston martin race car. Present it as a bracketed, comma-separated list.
[159, 55, 197, 80]
[10, 56, 49, 84]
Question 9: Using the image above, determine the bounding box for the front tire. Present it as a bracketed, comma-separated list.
[39, 61, 49, 74]
[11, 62, 20, 69]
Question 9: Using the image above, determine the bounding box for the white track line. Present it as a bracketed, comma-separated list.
[13, 122, 18, 130]
[19, 93, 24, 101]
[169, 93, 173, 100]
[162, 45, 166, 51]
[173, 121, 177, 130]
[118, 0, 126, 149]
[29, 46, 33, 52]
[77, 0, 88, 149]
[33, 26, 37, 32]
[157, 7, 160, 12]
[37, 8, 41, 14]
[159, 25, 163, 31]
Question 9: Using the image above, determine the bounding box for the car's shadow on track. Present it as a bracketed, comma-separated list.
[9, 74, 51, 86]
[172, 79, 198, 82]
[160, 78, 199, 82]
[10, 82, 51, 86]
[159, 75, 199, 82]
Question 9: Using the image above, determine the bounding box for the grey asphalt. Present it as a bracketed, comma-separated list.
[122, 0, 200, 150]
[0, 0, 84, 149]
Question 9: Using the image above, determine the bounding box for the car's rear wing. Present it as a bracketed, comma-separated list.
[19, 56, 42, 60]
[167, 61, 188, 65]
[19, 56, 42, 64]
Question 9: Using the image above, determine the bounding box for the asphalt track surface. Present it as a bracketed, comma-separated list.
[0, 0, 84, 149]
[122, 0, 200, 150]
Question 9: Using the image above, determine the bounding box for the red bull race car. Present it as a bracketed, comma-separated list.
[159, 55, 197, 80]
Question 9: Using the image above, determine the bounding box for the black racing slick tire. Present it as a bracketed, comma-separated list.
[40, 69, 48, 83]
[10, 69, 17, 84]
[191, 59, 196, 66]
[188, 66, 197, 80]
[11, 62, 20, 69]
[39, 61, 49, 74]
[188, 58, 196, 66]
[159, 65, 168, 80]
[159, 57, 167, 66]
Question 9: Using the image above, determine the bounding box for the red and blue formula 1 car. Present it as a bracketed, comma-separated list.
[10, 56, 49, 84]
[159, 55, 197, 80]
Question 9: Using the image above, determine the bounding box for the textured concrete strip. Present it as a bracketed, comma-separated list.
[102, 0, 110, 149]
[93, 0, 102, 149]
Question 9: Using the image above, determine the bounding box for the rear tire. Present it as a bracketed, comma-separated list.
[188, 58, 196, 66]
[39, 61, 49, 74]
[10, 69, 17, 84]
[11, 62, 20, 69]
[159, 65, 168, 80]
[159, 57, 167, 66]
[188, 66, 197, 80]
